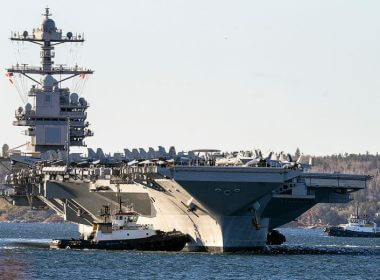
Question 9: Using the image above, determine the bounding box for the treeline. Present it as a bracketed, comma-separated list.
[297, 153, 380, 226]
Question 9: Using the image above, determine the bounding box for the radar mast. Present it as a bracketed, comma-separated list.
[6, 8, 94, 154]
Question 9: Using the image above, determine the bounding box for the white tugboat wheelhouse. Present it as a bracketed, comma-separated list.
[3, 8, 373, 252]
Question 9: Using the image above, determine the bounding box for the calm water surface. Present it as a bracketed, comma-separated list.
[0, 223, 379, 279]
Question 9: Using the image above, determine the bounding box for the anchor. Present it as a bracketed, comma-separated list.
[250, 201, 261, 230]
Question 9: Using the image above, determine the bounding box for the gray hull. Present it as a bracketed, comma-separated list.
[1, 9, 371, 253]
[6, 165, 368, 252]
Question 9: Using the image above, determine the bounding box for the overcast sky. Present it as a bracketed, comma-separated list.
[0, 0, 379, 156]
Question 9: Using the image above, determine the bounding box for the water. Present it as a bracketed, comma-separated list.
[0, 223, 379, 280]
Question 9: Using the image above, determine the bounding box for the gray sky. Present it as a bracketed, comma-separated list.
[0, 0, 379, 155]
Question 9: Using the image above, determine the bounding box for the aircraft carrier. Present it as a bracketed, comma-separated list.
[0, 9, 371, 252]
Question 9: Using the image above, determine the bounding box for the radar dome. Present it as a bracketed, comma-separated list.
[42, 18, 56, 33]
[70, 93, 79, 104]
[41, 75, 57, 88]
[25, 103, 32, 112]
[79, 97, 87, 106]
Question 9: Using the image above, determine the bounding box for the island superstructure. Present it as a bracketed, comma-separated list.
[8, 7, 93, 154]
[1, 9, 371, 252]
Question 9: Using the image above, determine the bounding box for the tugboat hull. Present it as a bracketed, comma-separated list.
[50, 231, 190, 251]
[325, 227, 380, 238]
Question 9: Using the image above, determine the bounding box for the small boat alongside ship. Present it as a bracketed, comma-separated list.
[2, 8, 372, 253]
[50, 202, 190, 251]
[325, 213, 379, 238]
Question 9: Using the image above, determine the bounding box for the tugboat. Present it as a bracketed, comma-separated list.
[325, 210, 379, 238]
[3, 7, 373, 253]
[50, 199, 190, 251]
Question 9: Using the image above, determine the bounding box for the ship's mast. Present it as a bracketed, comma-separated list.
[7, 8, 94, 155]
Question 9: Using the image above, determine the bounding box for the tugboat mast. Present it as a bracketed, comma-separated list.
[7, 7, 94, 154]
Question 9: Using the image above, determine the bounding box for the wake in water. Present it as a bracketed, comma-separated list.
[0, 238, 50, 249]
